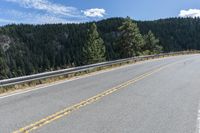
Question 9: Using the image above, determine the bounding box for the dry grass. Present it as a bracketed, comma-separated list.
[0, 51, 198, 94]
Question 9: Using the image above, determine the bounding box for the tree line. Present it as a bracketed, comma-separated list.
[0, 17, 199, 79]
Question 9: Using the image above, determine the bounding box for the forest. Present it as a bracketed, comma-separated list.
[0, 17, 199, 79]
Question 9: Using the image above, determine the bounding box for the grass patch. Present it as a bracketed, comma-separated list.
[0, 51, 199, 95]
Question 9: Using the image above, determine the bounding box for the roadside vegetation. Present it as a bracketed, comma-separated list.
[0, 17, 199, 80]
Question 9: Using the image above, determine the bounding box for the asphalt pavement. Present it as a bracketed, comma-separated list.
[0, 54, 200, 133]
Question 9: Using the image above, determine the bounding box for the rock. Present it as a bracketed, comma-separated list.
[0, 35, 11, 51]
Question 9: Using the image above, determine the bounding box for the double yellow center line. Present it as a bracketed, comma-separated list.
[13, 62, 174, 133]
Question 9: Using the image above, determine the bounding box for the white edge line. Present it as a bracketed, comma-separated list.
[197, 102, 200, 133]
[0, 55, 193, 100]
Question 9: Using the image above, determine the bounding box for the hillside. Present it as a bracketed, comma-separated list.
[0, 17, 200, 79]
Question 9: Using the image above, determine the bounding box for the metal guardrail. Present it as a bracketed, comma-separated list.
[0, 51, 199, 87]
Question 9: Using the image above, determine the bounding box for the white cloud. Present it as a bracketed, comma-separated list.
[1, 0, 106, 25]
[33, 14, 79, 24]
[179, 9, 200, 18]
[0, 18, 18, 23]
[5, 0, 78, 16]
[0, 9, 79, 25]
[82, 8, 106, 17]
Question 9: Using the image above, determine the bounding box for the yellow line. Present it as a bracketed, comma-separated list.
[13, 62, 174, 133]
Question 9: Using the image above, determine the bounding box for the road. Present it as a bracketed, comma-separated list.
[0, 54, 200, 133]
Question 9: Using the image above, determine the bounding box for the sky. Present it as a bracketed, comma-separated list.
[0, 0, 200, 25]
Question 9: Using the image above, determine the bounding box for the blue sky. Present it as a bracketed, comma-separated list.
[0, 0, 200, 25]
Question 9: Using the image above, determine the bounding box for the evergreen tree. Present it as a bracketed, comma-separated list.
[117, 17, 144, 58]
[0, 48, 8, 79]
[143, 31, 162, 54]
[82, 23, 106, 64]
[1, 17, 200, 79]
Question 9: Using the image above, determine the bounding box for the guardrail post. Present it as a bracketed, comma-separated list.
[0, 51, 199, 88]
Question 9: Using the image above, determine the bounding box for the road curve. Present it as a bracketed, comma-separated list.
[0, 54, 200, 133]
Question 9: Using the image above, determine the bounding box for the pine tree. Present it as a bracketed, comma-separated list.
[82, 23, 106, 64]
[0, 48, 9, 79]
[117, 17, 144, 58]
[143, 30, 162, 54]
